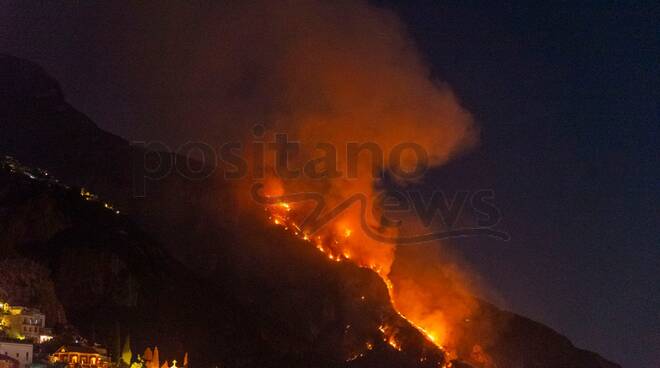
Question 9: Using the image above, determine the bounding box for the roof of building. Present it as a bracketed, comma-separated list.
[55, 345, 99, 354]
[0, 354, 19, 364]
[0, 339, 33, 346]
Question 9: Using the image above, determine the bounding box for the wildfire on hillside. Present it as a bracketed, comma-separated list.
[263, 195, 477, 367]
[199, 1, 493, 365]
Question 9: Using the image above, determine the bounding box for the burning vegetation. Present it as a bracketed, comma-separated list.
[206, 1, 490, 364]
[263, 196, 486, 367]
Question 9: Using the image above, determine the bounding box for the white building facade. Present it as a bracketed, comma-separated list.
[0, 342, 32, 368]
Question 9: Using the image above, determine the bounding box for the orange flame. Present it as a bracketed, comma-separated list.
[263, 199, 463, 356]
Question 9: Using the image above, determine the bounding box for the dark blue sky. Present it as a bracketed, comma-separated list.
[380, 2, 658, 367]
[1, 1, 658, 366]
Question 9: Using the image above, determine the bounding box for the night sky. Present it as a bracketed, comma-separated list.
[1, 1, 658, 367]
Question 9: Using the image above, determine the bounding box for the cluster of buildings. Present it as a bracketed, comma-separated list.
[0, 341, 112, 368]
[1, 300, 114, 368]
[0, 301, 55, 368]
[0, 303, 53, 344]
[1, 300, 188, 368]
[1, 300, 111, 368]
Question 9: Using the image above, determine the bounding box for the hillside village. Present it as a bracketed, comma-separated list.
[0, 299, 188, 368]
[0, 157, 189, 368]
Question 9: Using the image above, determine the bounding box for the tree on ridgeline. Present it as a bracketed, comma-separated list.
[143, 348, 153, 363]
[151, 347, 160, 368]
[121, 334, 133, 367]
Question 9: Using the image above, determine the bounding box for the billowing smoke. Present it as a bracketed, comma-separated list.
[3, 0, 483, 354]
[157, 0, 479, 352]
[169, 0, 480, 352]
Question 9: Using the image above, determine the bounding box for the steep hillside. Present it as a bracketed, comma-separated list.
[0, 159, 453, 367]
[0, 53, 234, 274]
[0, 55, 621, 368]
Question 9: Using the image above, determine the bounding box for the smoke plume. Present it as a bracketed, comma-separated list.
[160, 0, 479, 351]
[3, 0, 482, 354]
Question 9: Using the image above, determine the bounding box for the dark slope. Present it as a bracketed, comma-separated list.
[0, 160, 448, 367]
[0, 55, 621, 368]
[0, 163, 233, 365]
[0, 53, 234, 274]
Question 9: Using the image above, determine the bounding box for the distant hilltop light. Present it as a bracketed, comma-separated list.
[1, 157, 123, 218]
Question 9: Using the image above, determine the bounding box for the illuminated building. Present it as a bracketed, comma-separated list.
[0, 303, 51, 343]
[49, 345, 110, 368]
[0, 341, 32, 368]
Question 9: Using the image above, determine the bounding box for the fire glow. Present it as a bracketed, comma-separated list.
[264, 198, 454, 357]
[224, 2, 483, 362]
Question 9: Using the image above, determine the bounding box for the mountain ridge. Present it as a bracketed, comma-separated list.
[0, 54, 621, 368]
